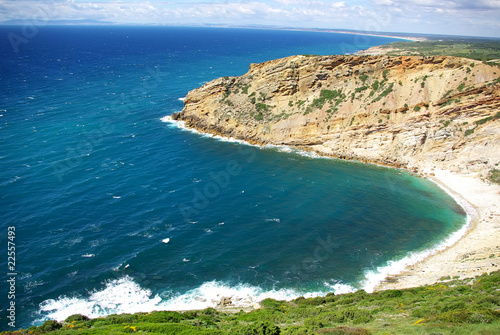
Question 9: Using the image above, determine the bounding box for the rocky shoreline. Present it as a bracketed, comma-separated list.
[173, 54, 500, 292]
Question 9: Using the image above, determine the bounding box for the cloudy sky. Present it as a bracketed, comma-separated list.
[1, 0, 500, 37]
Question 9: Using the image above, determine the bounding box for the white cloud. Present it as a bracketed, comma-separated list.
[0, 0, 498, 37]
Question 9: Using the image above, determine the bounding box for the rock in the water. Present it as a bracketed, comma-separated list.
[217, 296, 232, 307]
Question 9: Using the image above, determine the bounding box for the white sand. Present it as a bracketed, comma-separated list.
[376, 169, 500, 290]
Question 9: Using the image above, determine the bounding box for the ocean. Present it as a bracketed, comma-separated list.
[0, 26, 466, 329]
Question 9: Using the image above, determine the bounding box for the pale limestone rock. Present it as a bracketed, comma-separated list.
[178, 55, 500, 177]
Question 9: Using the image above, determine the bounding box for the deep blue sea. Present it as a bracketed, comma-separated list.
[0, 26, 466, 329]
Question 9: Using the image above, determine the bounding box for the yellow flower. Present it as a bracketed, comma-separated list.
[413, 318, 425, 325]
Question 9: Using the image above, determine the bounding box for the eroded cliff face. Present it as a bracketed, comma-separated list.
[173, 55, 500, 176]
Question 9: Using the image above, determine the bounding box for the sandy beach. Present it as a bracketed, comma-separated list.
[376, 168, 500, 290]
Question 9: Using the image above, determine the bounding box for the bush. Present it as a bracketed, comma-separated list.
[353, 315, 372, 324]
[383, 290, 403, 299]
[237, 309, 287, 323]
[440, 301, 466, 312]
[433, 308, 499, 324]
[294, 296, 326, 306]
[104, 313, 142, 324]
[411, 306, 436, 318]
[143, 311, 185, 323]
[282, 326, 317, 334]
[488, 169, 500, 184]
[236, 321, 280, 335]
[304, 317, 324, 328]
[202, 307, 218, 315]
[325, 292, 337, 303]
[183, 310, 198, 319]
[436, 309, 472, 323]
[39, 320, 62, 331]
[333, 308, 372, 323]
[138, 322, 224, 334]
[317, 326, 371, 335]
[261, 298, 286, 310]
[64, 314, 89, 323]
[350, 290, 369, 302]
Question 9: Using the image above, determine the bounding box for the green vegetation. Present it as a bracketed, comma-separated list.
[464, 111, 500, 136]
[6, 271, 500, 335]
[441, 119, 451, 128]
[475, 111, 500, 126]
[420, 75, 428, 88]
[382, 69, 389, 81]
[375, 39, 500, 61]
[465, 127, 476, 136]
[488, 169, 500, 184]
[296, 100, 306, 108]
[354, 86, 369, 93]
[441, 89, 454, 100]
[372, 83, 394, 103]
[359, 74, 369, 82]
[305, 89, 345, 115]
[442, 98, 461, 107]
[256, 103, 271, 112]
[458, 82, 466, 92]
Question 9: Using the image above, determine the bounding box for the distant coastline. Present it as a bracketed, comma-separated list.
[191, 24, 426, 42]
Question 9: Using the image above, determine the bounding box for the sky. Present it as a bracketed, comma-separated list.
[0, 0, 499, 38]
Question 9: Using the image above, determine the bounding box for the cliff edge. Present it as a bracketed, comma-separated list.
[173, 55, 500, 177]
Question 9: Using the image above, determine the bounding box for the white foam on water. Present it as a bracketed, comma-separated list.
[359, 173, 474, 293]
[39, 276, 163, 322]
[323, 281, 357, 295]
[160, 281, 326, 311]
[38, 277, 343, 322]
[361, 211, 471, 293]
[160, 114, 327, 160]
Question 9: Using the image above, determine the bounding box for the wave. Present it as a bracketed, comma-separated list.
[38, 276, 353, 322]
[160, 115, 324, 159]
[161, 113, 472, 295]
[361, 206, 472, 293]
[39, 276, 163, 322]
[360, 173, 475, 293]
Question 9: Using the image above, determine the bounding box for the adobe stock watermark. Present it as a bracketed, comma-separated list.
[51, 65, 169, 182]
[6, 3, 59, 53]
[290, 234, 340, 278]
[179, 145, 256, 223]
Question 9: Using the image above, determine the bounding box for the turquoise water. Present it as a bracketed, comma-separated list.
[0, 26, 465, 329]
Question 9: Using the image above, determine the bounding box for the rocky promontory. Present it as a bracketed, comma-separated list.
[173, 55, 500, 177]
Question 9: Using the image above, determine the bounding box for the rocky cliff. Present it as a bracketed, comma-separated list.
[173, 55, 500, 176]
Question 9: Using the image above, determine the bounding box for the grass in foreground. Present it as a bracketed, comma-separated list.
[3, 271, 500, 335]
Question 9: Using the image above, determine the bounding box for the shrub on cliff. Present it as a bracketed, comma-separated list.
[39, 320, 62, 331]
[64, 314, 89, 323]
[488, 169, 500, 184]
